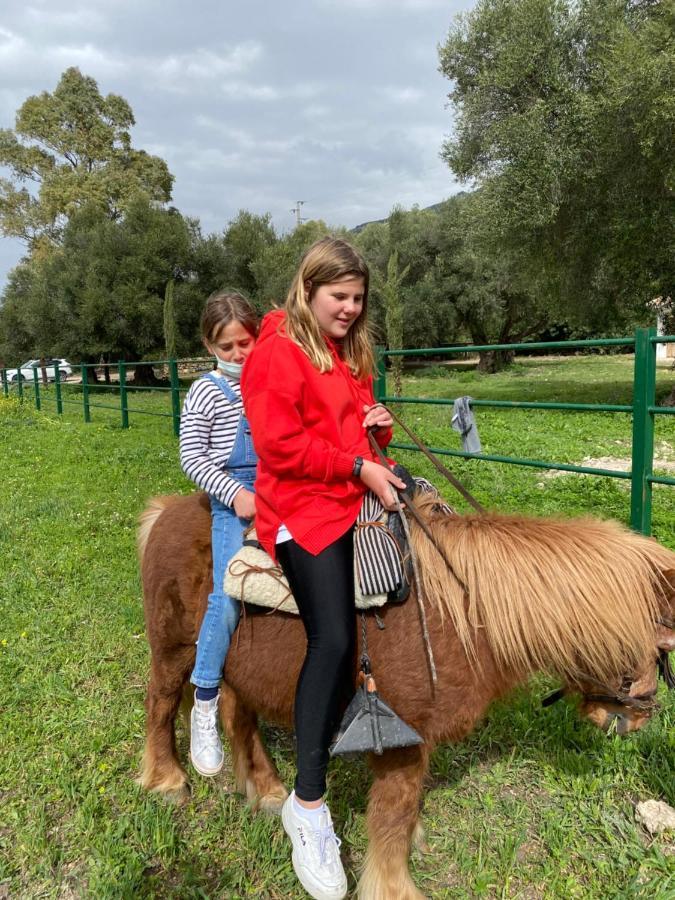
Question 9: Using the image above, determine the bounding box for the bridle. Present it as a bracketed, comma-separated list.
[543, 615, 675, 713]
[656, 615, 675, 691]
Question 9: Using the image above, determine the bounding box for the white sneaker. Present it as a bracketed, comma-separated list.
[281, 793, 347, 900]
[190, 692, 224, 776]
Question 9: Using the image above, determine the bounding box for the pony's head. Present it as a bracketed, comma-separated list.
[578, 573, 675, 734]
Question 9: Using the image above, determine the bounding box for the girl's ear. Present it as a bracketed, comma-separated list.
[304, 279, 312, 298]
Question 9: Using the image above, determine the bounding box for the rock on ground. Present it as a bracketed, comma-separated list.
[635, 800, 675, 835]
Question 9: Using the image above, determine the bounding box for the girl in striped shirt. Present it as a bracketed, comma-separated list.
[179, 290, 258, 777]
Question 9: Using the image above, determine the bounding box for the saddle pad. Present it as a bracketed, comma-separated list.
[224, 536, 387, 614]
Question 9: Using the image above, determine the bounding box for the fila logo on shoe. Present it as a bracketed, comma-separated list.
[296, 826, 307, 846]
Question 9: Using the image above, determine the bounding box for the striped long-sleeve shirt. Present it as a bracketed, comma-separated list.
[179, 375, 245, 507]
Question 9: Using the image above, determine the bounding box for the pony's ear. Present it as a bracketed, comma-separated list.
[662, 569, 675, 603]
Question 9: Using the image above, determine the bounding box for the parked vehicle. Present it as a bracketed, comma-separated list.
[4, 358, 73, 383]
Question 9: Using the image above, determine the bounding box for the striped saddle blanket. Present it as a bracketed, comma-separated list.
[224, 477, 453, 614]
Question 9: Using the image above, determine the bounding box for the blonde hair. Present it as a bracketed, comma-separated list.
[284, 237, 374, 378]
[200, 290, 258, 344]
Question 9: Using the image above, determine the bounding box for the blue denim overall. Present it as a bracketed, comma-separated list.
[190, 373, 257, 689]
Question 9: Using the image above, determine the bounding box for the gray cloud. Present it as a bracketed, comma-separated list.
[0, 0, 473, 289]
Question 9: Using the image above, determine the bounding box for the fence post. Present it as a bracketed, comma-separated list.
[33, 367, 41, 411]
[374, 345, 387, 402]
[118, 361, 129, 428]
[81, 365, 91, 423]
[169, 359, 181, 437]
[1, 369, 7, 398]
[17, 369, 24, 401]
[630, 327, 656, 535]
[54, 363, 63, 415]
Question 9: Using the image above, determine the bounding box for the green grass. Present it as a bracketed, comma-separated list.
[1, 354, 674, 898]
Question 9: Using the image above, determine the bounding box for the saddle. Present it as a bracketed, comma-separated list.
[224, 469, 453, 614]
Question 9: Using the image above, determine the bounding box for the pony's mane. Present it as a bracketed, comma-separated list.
[409, 495, 675, 684]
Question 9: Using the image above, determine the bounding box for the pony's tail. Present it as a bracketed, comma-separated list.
[137, 496, 175, 563]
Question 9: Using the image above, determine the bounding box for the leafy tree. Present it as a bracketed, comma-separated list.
[221, 210, 276, 298]
[439, 0, 674, 327]
[378, 251, 409, 396]
[355, 206, 457, 349]
[0, 67, 173, 251]
[0, 199, 193, 372]
[171, 230, 237, 357]
[0, 262, 42, 365]
[434, 194, 553, 371]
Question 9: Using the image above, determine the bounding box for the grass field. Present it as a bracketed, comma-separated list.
[1, 354, 674, 899]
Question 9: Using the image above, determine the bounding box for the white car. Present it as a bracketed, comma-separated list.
[5, 358, 73, 383]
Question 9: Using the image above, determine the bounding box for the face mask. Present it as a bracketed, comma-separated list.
[216, 357, 243, 380]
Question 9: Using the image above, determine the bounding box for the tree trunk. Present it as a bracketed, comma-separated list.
[391, 360, 403, 398]
[132, 364, 167, 387]
[477, 349, 515, 373]
[39, 357, 48, 386]
[663, 383, 675, 407]
[87, 363, 100, 383]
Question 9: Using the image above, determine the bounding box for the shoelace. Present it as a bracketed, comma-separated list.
[317, 824, 342, 868]
[195, 708, 218, 737]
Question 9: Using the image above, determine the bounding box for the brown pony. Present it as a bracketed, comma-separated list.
[137, 492, 675, 900]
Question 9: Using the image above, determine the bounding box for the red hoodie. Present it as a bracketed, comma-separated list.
[241, 310, 392, 559]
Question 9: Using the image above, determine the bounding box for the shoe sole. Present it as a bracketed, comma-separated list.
[281, 803, 348, 900]
[190, 752, 223, 777]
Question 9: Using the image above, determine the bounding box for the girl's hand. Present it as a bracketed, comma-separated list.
[233, 488, 256, 520]
[362, 403, 393, 431]
[359, 460, 406, 510]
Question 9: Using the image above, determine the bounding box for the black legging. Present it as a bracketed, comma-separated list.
[276, 529, 356, 801]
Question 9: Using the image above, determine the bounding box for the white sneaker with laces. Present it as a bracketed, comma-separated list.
[190, 692, 224, 776]
[281, 793, 348, 900]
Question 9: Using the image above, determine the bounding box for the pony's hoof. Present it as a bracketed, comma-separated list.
[254, 787, 288, 816]
[136, 772, 192, 805]
[164, 782, 192, 805]
[412, 821, 430, 855]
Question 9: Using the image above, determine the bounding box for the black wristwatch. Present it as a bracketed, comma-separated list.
[352, 456, 364, 478]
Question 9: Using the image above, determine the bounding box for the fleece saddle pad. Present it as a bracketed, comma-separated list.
[224, 478, 453, 615]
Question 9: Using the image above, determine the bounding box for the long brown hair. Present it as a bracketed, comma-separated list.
[285, 237, 374, 378]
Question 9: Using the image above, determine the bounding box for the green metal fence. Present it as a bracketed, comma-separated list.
[2, 329, 674, 534]
[373, 327, 674, 536]
[0, 358, 214, 438]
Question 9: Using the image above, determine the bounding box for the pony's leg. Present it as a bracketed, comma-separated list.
[358, 745, 430, 900]
[219, 683, 288, 814]
[137, 656, 191, 802]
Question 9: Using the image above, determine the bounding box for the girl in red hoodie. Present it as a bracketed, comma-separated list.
[242, 237, 405, 900]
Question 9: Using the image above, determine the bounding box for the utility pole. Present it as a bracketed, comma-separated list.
[290, 200, 307, 228]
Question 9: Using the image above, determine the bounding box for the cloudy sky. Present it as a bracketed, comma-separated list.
[0, 0, 474, 288]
